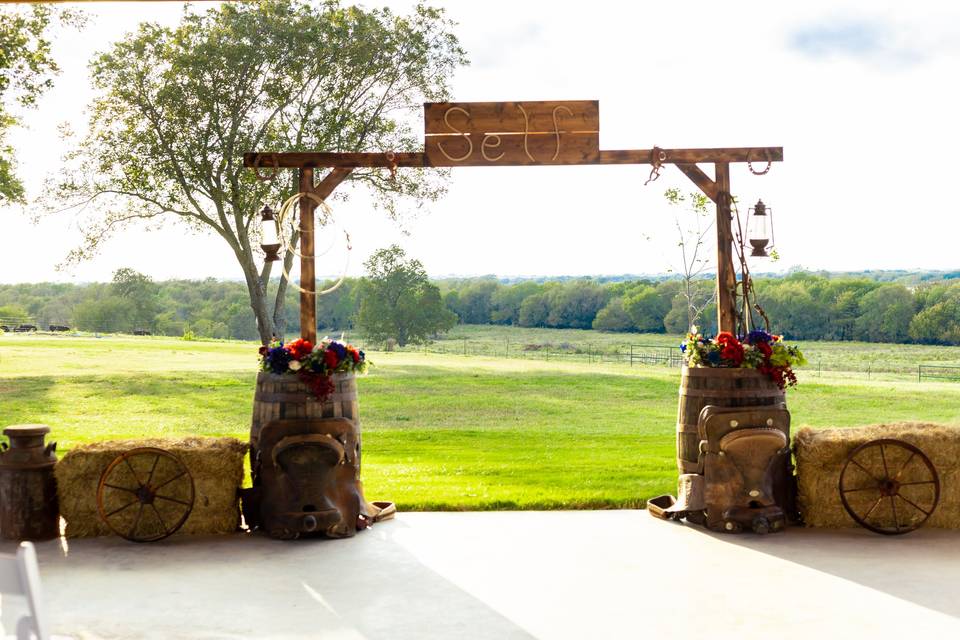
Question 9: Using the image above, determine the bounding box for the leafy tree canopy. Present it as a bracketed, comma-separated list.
[49, 0, 466, 342]
[0, 5, 83, 203]
[357, 244, 455, 346]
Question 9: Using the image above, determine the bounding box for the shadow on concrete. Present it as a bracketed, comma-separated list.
[701, 524, 960, 620]
[27, 522, 535, 640]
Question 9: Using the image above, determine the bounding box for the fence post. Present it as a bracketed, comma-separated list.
[630, 345, 634, 367]
[918, 365, 922, 383]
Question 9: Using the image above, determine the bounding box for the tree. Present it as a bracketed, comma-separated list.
[49, 1, 467, 343]
[622, 285, 669, 333]
[910, 299, 960, 345]
[592, 297, 633, 332]
[74, 296, 135, 333]
[357, 245, 455, 346]
[854, 284, 913, 343]
[0, 5, 82, 203]
[111, 268, 160, 331]
[491, 281, 544, 325]
[546, 280, 608, 329]
[662, 188, 716, 332]
[518, 292, 551, 328]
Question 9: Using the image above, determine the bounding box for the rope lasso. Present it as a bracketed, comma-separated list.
[273, 192, 352, 296]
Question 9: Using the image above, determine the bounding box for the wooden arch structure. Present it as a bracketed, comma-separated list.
[244, 100, 782, 343]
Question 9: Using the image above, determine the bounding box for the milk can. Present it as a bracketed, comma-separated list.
[0, 425, 59, 540]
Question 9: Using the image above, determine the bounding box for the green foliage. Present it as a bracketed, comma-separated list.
[0, 5, 83, 203]
[111, 268, 160, 332]
[622, 286, 669, 333]
[49, 0, 466, 342]
[358, 245, 456, 346]
[73, 296, 135, 333]
[0, 304, 30, 324]
[910, 298, 960, 345]
[854, 285, 913, 343]
[592, 297, 634, 332]
[5, 271, 960, 345]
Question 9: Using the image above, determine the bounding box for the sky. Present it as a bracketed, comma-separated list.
[3, 0, 960, 284]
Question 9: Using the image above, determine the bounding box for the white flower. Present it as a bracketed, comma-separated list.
[690, 325, 699, 334]
[289, 360, 302, 371]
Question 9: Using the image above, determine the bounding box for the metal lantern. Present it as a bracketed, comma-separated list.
[746, 199, 774, 258]
[260, 205, 281, 262]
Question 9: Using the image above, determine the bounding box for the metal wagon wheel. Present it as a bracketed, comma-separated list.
[839, 438, 939, 535]
[97, 447, 195, 543]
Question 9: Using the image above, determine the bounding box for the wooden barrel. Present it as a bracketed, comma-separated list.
[251, 371, 359, 458]
[677, 366, 785, 474]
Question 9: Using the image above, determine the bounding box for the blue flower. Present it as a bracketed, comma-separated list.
[265, 346, 292, 374]
[328, 341, 348, 361]
[746, 330, 773, 344]
[680, 343, 687, 353]
[706, 350, 721, 365]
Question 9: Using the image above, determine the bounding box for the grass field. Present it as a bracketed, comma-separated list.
[2, 332, 960, 510]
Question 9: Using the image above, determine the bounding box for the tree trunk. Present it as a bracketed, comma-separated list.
[239, 252, 276, 345]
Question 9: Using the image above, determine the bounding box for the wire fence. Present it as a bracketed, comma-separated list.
[386, 340, 960, 383]
[6, 327, 960, 384]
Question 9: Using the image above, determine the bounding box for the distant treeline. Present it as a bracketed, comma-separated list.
[2, 270, 960, 345]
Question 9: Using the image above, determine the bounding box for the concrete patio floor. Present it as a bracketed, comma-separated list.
[9, 510, 960, 639]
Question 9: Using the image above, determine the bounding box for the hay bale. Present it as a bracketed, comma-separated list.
[56, 437, 247, 538]
[795, 422, 960, 528]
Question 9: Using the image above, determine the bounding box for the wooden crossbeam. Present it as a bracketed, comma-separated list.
[243, 147, 782, 169]
[674, 164, 719, 203]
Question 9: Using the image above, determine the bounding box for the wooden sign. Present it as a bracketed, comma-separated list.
[424, 100, 599, 166]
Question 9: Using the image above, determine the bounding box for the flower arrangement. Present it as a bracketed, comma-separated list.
[258, 337, 368, 400]
[681, 328, 806, 389]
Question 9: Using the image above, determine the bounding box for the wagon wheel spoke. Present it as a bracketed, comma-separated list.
[105, 498, 140, 518]
[153, 470, 188, 492]
[899, 480, 937, 487]
[103, 483, 139, 494]
[862, 496, 884, 520]
[841, 485, 882, 494]
[154, 494, 192, 507]
[892, 451, 916, 482]
[128, 503, 145, 539]
[889, 496, 901, 533]
[896, 493, 932, 517]
[879, 444, 890, 479]
[123, 456, 144, 489]
[146, 454, 161, 486]
[848, 458, 882, 484]
[150, 503, 168, 532]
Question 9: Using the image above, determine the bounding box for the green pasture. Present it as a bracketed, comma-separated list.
[2, 333, 960, 510]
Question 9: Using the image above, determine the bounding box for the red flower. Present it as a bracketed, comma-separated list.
[286, 339, 313, 360]
[299, 371, 335, 401]
[757, 342, 773, 358]
[349, 348, 360, 363]
[721, 342, 744, 365]
[258, 346, 268, 356]
[324, 349, 339, 369]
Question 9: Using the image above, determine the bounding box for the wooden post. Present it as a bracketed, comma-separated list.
[714, 162, 736, 334]
[298, 168, 317, 344]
